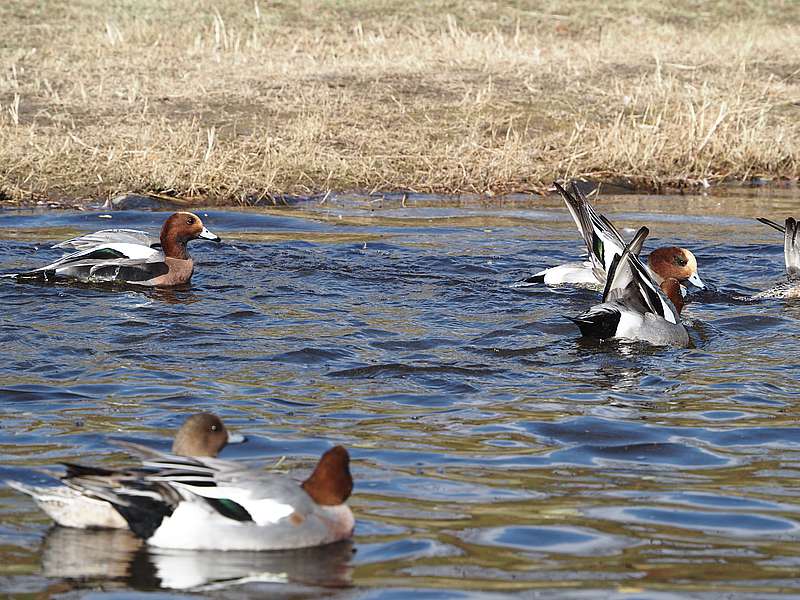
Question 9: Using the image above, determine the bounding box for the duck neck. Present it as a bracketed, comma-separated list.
[660, 278, 684, 314]
[161, 234, 190, 260]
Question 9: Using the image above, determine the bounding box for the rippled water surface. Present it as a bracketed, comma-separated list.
[1, 191, 800, 598]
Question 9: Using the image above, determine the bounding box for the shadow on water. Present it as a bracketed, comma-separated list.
[2, 193, 800, 597]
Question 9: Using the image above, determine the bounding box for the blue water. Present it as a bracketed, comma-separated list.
[1, 192, 800, 598]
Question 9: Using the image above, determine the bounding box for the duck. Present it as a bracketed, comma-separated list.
[755, 217, 800, 298]
[50, 444, 353, 551]
[515, 181, 705, 290]
[8, 426, 354, 551]
[7, 212, 220, 286]
[6, 413, 244, 530]
[568, 225, 690, 347]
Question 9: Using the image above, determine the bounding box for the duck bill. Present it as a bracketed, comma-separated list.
[686, 272, 705, 289]
[226, 432, 246, 444]
[198, 227, 221, 242]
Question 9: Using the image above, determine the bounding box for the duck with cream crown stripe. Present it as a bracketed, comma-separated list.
[6, 413, 245, 530]
[515, 181, 705, 291]
[6, 211, 220, 286]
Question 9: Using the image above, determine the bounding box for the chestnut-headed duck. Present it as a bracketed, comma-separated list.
[515, 182, 705, 291]
[7, 413, 244, 530]
[9, 212, 220, 286]
[569, 226, 690, 347]
[755, 217, 800, 299]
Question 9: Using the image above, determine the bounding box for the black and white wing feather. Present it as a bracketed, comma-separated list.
[54, 229, 158, 251]
[555, 181, 644, 282]
[603, 226, 679, 324]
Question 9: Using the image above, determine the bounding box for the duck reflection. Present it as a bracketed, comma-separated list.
[40, 527, 355, 592]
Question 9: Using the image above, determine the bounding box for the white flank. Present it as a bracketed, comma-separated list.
[248, 498, 295, 526]
[614, 310, 645, 339]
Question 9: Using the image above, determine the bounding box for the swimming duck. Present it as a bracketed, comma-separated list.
[51, 444, 354, 551]
[515, 182, 705, 290]
[755, 217, 800, 299]
[9, 212, 220, 286]
[7, 413, 244, 530]
[569, 226, 690, 347]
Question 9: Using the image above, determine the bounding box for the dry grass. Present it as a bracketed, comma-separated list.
[0, 0, 798, 204]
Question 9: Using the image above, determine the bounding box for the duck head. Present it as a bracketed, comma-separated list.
[172, 412, 244, 457]
[648, 246, 704, 289]
[160, 212, 221, 260]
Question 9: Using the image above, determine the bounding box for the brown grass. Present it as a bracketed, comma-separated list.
[0, 0, 798, 205]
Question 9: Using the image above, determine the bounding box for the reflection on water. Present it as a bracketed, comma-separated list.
[2, 192, 800, 597]
[39, 527, 354, 593]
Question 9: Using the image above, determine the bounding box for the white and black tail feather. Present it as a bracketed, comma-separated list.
[555, 181, 644, 281]
[757, 216, 800, 280]
[756, 217, 786, 234]
[783, 217, 800, 279]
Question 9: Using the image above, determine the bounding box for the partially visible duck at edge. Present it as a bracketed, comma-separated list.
[6, 211, 220, 286]
[569, 225, 690, 348]
[7, 413, 244, 530]
[515, 181, 705, 291]
[754, 217, 800, 299]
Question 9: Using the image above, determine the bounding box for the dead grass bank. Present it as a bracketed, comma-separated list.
[0, 1, 798, 205]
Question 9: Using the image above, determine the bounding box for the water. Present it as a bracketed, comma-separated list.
[1, 191, 800, 598]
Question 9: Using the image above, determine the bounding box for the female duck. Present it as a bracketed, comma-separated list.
[516, 182, 704, 290]
[10, 212, 220, 286]
[569, 226, 690, 347]
[7, 413, 244, 529]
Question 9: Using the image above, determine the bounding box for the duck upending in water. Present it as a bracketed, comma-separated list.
[6, 413, 244, 530]
[568, 226, 690, 347]
[515, 181, 705, 291]
[755, 217, 800, 299]
[7, 212, 220, 286]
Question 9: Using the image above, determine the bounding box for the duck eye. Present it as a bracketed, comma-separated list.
[186, 216, 195, 225]
[675, 257, 687, 267]
[211, 424, 218, 431]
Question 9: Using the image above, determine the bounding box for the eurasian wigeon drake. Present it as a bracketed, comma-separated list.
[755, 217, 800, 299]
[7, 413, 244, 530]
[569, 226, 690, 347]
[515, 182, 705, 291]
[9, 211, 220, 286]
